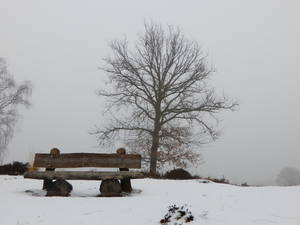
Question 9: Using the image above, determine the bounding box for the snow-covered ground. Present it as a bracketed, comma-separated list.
[0, 175, 299, 225]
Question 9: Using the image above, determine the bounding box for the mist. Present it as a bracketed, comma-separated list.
[1, 0, 300, 185]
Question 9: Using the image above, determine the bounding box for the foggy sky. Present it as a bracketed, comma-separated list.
[1, 0, 299, 185]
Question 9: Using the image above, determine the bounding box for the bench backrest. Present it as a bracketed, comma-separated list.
[33, 152, 141, 169]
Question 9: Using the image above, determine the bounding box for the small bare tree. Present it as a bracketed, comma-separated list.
[0, 58, 32, 162]
[94, 22, 237, 175]
[276, 167, 300, 186]
[127, 125, 202, 170]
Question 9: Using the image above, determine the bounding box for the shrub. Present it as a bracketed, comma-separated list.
[276, 167, 300, 186]
[164, 168, 193, 180]
[0, 161, 29, 175]
[241, 182, 249, 187]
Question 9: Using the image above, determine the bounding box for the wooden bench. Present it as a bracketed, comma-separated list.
[24, 148, 145, 196]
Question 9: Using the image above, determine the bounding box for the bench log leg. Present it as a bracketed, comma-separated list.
[43, 148, 60, 190]
[116, 148, 132, 193]
[119, 168, 132, 192]
[99, 179, 122, 197]
[43, 168, 55, 190]
[46, 179, 73, 197]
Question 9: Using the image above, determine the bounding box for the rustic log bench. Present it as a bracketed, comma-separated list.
[24, 148, 145, 196]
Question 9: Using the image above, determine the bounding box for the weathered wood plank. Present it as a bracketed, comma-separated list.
[24, 171, 145, 180]
[33, 153, 141, 169]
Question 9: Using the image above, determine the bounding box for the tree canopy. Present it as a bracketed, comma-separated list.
[94, 22, 237, 174]
[0, 58, 32, 162]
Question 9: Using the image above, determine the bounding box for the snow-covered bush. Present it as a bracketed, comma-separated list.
[160, 205, 194, 225]
[276, 167, 300, 186]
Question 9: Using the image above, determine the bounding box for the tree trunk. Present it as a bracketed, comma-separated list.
[150, 130, 160, 176]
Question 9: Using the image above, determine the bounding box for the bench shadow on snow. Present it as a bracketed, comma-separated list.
[24, 188, 142, 197]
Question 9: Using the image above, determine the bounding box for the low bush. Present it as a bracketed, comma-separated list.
[164, 169, 193, 180]
[0, 161, 29, 175]
[143, 170, 251, 186]
[241, 182, 249, 187]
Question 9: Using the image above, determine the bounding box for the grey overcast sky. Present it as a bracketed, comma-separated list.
[1, 0, 299, 185]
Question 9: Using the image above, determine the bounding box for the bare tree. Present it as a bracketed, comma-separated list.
[94, 22, 237, 175]
[276, 167, 300, 186]
[0, 58, 32, 162]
